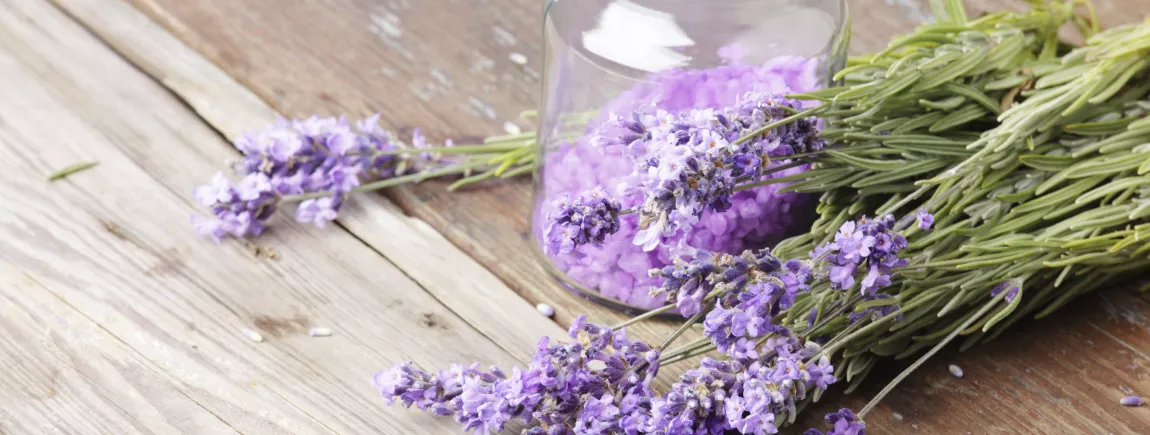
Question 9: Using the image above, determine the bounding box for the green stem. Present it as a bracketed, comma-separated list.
[731, 161, 812, 192]
[611, 304, 677, 330]
[500, 165, 535, 179]
[448, 170, 498, 191]
[482, 132, 536, 144]
[281, 159, 491, 203]
[733, 107, 823, 145]
[857, 293, 1006, 418]
[658, 304, 710, 351]
[658, 337, 712, 363]
[819, 306, 903, 357]
[373, 143, 528, 155]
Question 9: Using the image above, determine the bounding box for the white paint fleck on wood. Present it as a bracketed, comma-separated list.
[370, 11, 404, 38]
[465, 96, 498, 119]
[241, 328, 265, 342]
[492, 25, 518, 47]
[503, 121, 522, 135]
[368, 10, 414, 60]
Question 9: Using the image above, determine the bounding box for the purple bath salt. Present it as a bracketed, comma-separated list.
[537, 56, 823, 309]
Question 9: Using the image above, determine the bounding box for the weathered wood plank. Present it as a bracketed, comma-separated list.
[114, 0, 663, 339]
[0, 0, 559, 432]
[0, 260, 239, 435]
[799, 289, 1150, 434]
[47, 0, 566, 359]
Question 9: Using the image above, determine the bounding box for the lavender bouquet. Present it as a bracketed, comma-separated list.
[374, 1, 1150, 433]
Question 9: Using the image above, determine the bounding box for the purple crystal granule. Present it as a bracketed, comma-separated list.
[537, 56, 823, 308]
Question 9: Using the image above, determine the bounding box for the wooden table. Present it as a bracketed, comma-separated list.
[1, 0, 1148, 433]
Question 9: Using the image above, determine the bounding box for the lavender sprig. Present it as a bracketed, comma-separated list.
[803, 408, 867, 435]
[542, 187, 624, 256]
[377, 316, 661, 434]
[191, 115, 460, 241]
[544, 94, 824, 254]
[379, 215, 917, 434]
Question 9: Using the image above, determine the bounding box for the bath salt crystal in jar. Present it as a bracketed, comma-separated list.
[532, 0, 849, 314]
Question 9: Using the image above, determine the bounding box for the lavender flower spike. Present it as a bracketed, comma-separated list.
[193, 114, 454, 240]
[803, 408, 866, 435]
[916, 209, 934, 231]
[600, 94, 825, 252]
[542, 186, 623, 256]
[376, 317, 661, 434]
[549, 93, 824, 254]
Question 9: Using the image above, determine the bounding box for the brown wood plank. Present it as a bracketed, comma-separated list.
[799, 288, 1150, 434]
[115, 0, 678, 342]
[65, 0, 1150, 432]
[0, 0, 560, 432]
[48, 0, 567, 359]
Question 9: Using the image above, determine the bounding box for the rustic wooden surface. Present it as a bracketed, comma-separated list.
[0, 0, 1147, 433]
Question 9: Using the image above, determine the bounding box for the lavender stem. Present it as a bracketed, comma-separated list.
[857, 292, 1007, 418]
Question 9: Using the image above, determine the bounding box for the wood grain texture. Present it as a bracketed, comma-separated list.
[0, 0, 558, 432]
[16, 0, 1150, 433]
[113, 0, 677, 341]
[46, 0, 566, 360]
[798, 289, 1150, 434]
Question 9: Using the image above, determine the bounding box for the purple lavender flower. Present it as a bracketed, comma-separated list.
[193, 115, 453, 241]
[296, 196, 343, 228]
[804, 408, 866, 435]
[990, 282, 1020, 303]
[814, 215, 908, 295]
[542, 187, 623, 256]
[651, 248, 782, 317]
[537, 58, 822, 309]
[593, 93, 825, 251]
[376, 317, 660, 434]
[192, 172, 277, 241]
[916, 209, 934, 230]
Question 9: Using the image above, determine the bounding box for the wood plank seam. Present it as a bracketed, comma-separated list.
[33, 278, 245, 434]
[0, 260, 242, 434]
[0, 0, 545, 431]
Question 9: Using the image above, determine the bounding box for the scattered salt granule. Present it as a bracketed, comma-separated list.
[242, 328, 264, 342]
[509, 52, 528, 66]
[892, 412, 904, 421]
[948, 364, 964, 378]
[1120, 396, 1143, 407]
[503, 121, 522, 135]
[536, 303, 555, 317]
[308, 327, 333, 337]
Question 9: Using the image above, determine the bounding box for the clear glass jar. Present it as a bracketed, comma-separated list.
[532, 0, 849, 314]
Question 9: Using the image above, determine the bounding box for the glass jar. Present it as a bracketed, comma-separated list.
[532, 0, 849, 314]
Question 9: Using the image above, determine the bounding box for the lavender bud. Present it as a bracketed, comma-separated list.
[948, 364, 964, 378]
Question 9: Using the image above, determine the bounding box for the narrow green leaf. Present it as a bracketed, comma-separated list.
[47, 161, 98, 181]
[1018, 154, 1073, 171]
[941, 83, 1003, 114]
[919, 95, 966, 110]
[929, 104, 988, 132]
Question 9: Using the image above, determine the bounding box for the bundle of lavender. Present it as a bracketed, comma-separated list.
[370, 1, 1150, 433]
